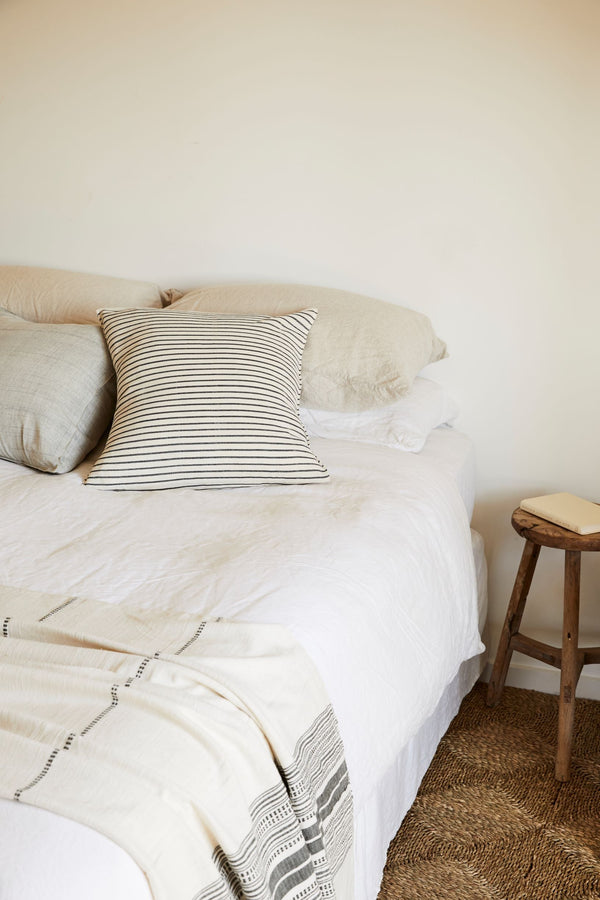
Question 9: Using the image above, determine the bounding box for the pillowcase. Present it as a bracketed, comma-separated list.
[299, 377, 459, 452]
[0, 265, 164, 324]
[0, 307, 116, 473]
[166, 284, 447, 412]
[85, 307, 329, 491]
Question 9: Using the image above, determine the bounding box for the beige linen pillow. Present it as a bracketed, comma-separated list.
[0, 308, 116, 473]
[167, 284, 447, 412]
[0, 265, 164, 324]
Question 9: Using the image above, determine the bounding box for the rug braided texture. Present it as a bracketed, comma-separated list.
[378, 683, 600, 900]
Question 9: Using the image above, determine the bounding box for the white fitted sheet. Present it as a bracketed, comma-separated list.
[0, 428, 484, 900]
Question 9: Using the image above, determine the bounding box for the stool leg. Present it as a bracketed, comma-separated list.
[487, 540, 541, 707]
[555, 549, 581, 781]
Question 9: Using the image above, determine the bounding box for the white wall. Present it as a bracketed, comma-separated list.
[2, 0, 599, 694]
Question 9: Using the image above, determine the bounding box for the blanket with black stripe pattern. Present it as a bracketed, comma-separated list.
[0, 585, 353, 900]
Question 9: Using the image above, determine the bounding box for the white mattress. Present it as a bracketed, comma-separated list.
[0, 427, 485, 900]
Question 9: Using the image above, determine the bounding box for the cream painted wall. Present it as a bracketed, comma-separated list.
[2, 0, 599, 694]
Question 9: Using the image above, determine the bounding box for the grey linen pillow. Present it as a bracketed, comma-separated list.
[85, 307, 329, 491]
[166, 284, 447, 412]
[0, 308, 116, 473]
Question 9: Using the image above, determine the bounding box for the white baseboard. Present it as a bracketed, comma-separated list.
[480, 660, 600, 701]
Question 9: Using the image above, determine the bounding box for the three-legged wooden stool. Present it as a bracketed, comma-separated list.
[487, 507, 600, 781]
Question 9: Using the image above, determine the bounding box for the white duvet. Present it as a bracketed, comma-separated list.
[0, 434, 483, 900]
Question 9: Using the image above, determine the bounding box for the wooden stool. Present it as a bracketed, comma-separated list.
[487, 507, 600, 781]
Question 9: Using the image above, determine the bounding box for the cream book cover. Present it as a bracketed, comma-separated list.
[520, 493, 600, 535]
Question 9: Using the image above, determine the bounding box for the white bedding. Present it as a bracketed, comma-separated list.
[420, 425, 476, 520]
[0, 427, 484, 900]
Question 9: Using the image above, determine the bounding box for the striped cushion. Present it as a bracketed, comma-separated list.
[85, 307, 328, 491]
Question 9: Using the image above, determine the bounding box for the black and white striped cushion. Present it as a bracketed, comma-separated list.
[85, 307, 329, 491]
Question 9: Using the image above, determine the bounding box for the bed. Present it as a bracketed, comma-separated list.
[0, 269, 487, 900]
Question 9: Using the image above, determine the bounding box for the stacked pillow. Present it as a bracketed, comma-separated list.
[299, 377, 458, 452]
[0, 307, 115, 473]
[0, 265, 163, 474]
[0, 269, 453, 488]
[166, 283, 447, 412]
[0, 265, 164, 324]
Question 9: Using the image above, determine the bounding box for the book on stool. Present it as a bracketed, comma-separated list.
[520, 492, 600, 535]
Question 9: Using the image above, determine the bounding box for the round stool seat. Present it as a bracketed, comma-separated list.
[512, 507, 600, 552]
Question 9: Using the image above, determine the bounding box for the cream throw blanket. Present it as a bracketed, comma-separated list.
[0, 586, 353, 900]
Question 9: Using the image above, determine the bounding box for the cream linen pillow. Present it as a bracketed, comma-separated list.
[0, 308, 116, 473]
[0, 265, 164, 324]
[166, 284, 447, 412]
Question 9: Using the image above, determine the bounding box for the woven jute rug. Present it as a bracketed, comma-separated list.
[378, 683, 600, 900]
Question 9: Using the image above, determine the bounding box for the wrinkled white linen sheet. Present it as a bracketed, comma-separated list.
[0, 429, 484, 900]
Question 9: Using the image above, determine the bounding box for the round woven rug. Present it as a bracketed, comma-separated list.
[378, 683, 600, 900]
